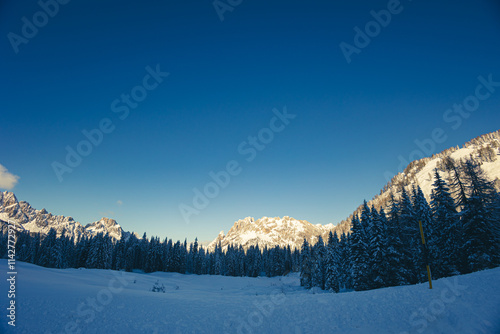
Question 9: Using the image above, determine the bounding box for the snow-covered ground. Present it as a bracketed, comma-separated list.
[1, 260, 499, 334]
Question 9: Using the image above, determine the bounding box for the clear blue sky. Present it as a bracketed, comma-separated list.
[1, 0, 499, 242]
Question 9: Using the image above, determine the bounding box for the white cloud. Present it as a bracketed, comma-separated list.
[0, 164, 19, 190]
[116, 200, 123, 206]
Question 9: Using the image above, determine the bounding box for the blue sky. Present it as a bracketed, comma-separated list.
[1, 0, 500, 242]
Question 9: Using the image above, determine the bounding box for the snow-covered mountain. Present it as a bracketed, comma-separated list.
[210, 130, 500, 250]
[339, 130, 500, 228]
[208, 216, 337, 251]
[0, 191, 130, 241]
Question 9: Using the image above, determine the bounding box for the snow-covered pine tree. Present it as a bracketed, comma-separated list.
[339, 232, 352, 290]
[446, 157, 469, 211]
[86, 233, 112, 269]
[192, 238, 201, 274]
[113, 236, 126, 270]
[171, 240, 182, 273]
[430, 169, 460, 277]
[411, 185, 433, 283]
[180, 239, 188, 274]
[311, 235, 326, 289]
[325, 231, 341, 292]
[460, 159, 500, 272]
[29, 233, 41, 265]
[350, 207, 370, 291]
[145, 237, 163, 273]
[398, 187, 420, 284]
[124, 235, 137, 272]
[214, 240, 223, 275]
[226, 244, 237, 276]
[273, 246, 286, 277]
[15, 230, 31, 262]
[198, 247, 207, 275]
[386, 193, 408, 287]
[59, 229, 74, 268]
[300, 238, 312, 288]
[164, 238, 173, 272]
[367, 206, 389, 289]
[285, 245, 293, 274]
[37, 228, 58, 268]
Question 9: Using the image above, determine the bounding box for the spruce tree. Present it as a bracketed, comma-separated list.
[412, 186, 433, 282]
[325, 231, 341, 292]
[386, 193, 408, 286]
[350, 210, 370, 291]
[368, 206, 389, 289]
[430, 169, 459, 277]
[460, 159, 500, 272]
[399, 187, 420, 284]
[300, 238, 312, 288]
[312, 236, 326, 289]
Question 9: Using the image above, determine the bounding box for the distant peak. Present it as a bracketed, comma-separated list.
[100, 217, 118, 225]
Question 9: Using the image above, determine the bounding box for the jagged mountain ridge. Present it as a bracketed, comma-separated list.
[210, 130, 500, 250]
[0, 191, 130, 241]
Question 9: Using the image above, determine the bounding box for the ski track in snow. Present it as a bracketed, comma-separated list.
[0, 260, 499, 334]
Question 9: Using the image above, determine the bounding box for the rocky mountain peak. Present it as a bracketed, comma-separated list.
[0, 191, 130, 242]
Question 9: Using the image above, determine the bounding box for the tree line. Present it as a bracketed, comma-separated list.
[0, 225, 302, 278]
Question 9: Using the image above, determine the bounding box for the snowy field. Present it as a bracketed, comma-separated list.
[1, 260, 499, 334]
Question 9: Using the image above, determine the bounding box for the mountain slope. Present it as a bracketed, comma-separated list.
[336, 129, 500, 233]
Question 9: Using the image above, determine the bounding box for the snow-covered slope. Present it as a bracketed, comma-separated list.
[208, 216, 337, 251]
[0, 191, 129, 241]
[338, 130, 500, 231]
[1, 259, 498, 333]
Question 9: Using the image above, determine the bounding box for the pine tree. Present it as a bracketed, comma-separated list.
[399, 187, 420, 284]
[325, 231, 341, 292]
[113, 236, 126, 270]
[311, 236, 326, 289]
[30, 233, 41, 265]
[38, 228, 58, 267]
[386, 193, 408, 286]
[412, 186, 433, 283]
[430, 169, 459, 277]
[460, 159, 500, 272]
[15, 231, 32, 262]
[350, 209, 370, 291]
[367, 206, 389, 289]
[86, 233, 112, 269]
[214, 240, 223, 275]
[192, 238, 201, 274]
[300, 238, 312, 288]
[164, 238, 173, 272]
[124, 234, 138, 272]
[339, 232, 352, 290]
